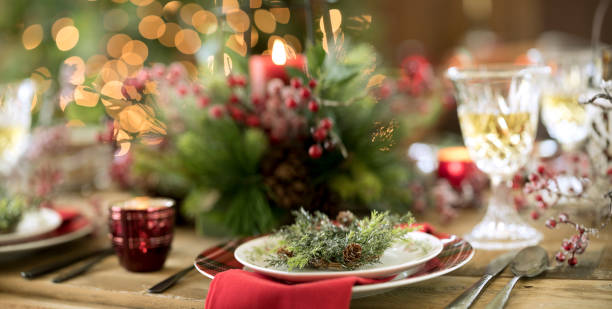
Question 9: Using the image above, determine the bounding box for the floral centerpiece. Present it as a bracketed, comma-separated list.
[101, 44, 432, 236]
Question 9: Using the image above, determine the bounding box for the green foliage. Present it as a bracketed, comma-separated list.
[269, 209, 415, 270]
[0, 194, 27, 233]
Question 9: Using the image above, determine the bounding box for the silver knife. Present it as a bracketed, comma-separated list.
[445, 251, 517, 309]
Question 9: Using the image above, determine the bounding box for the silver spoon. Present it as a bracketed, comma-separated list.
[485, 246, 549, 309]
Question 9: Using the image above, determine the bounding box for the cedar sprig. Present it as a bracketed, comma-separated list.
[268, 208, 415, 270]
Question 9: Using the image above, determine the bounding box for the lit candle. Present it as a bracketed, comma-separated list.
[437, 146, 475, 188]
[249, 39, 306, 98]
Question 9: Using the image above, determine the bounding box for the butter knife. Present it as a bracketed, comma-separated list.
[445, 251, 516, 309]
[52, 249, 114, 283]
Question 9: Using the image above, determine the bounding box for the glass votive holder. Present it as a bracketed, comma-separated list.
[109, 197, 175, 272]
[437, 146, 476, 188]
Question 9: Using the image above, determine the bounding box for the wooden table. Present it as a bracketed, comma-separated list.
[1, 193, 611, 308]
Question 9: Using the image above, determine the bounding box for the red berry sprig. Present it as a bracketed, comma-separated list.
[546, 212, 589, 267]
[308, 118, 333, 159]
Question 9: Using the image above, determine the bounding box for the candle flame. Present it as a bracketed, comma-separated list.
[271, 39, 287, 65]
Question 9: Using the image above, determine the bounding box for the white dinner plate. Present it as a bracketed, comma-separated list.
[0, 208, 62, 244]
[234, 231, 443, 282]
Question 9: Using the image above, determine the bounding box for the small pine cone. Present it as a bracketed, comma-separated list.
[309, 258, 329, 269]
[336, 210, 355, 227]
[343, 243, 362, 264]
[276, 247, 294, 258]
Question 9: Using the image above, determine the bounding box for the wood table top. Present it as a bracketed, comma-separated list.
[1, 192, 611, 309]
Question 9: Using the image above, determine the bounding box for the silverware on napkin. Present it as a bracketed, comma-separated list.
[147, 265, 194, 293]
[445, 250, 516, 309]
[21, 247, 114, 279]
[52, 249, 114, 283]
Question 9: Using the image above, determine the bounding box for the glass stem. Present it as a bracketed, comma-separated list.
[485, 176, 514, 221]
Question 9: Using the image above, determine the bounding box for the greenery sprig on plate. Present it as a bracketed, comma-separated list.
[268, 208, 415, 270]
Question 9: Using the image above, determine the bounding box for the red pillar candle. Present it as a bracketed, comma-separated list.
[437, 146, 475, 188]
[249, 40, 306, 98]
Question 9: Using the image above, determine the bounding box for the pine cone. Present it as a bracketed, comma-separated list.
[343, 243, 362, 264]
[261, 145, 311, 209]
[276, 247, 294, 258]
[336, 210, 355, 227]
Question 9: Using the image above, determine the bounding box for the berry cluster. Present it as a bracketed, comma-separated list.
[545, 213, 588, 267]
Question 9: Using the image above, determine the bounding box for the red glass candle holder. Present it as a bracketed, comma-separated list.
[437, 146, 475, 188]
[109, 197, 175, 272]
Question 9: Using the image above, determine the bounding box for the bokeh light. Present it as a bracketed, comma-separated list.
[139, 15, 166, 40]
[22, 24, 43, 50]
[180, 3, 203, 25]
[55, 26, 80, 51]
[226, 10, 250, 33]
[107, 34, 132, 58]
[254, 9, 276, 34]
[175, 29, 202, 54]
[159, 22, 181, 47]
[52, 18, 74, 40]
[192, 10, 218, 35]
[121, 40, 149, 65]
[104, 9, 129, 31]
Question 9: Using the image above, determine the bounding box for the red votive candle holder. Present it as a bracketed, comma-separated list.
[437, 146, 475, 188]
[109, 197, 175, 272]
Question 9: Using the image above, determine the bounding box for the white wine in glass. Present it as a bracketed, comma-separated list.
[448, 65, 549, 250]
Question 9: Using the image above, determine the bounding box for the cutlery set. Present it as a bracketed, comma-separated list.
[21, 247, 193, 294]
[446, 246, 549, 309]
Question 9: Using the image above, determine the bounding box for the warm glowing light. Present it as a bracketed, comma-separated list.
[192, 10, 218, 35]
[130, 0, 154, 7]
[254, 9, 276, 33]
[175, 29, 202, 54]
[30, 67, 52, 93]
[63, 56, 86, 85]
[437, 146, 472, 162]
[100, 60, 129, 83]
[107, 34, 132, 58]
[250, 0, 262, 8]
[52, 18, 74, 40]
[139, 15, 166, 39]
[136, 1, 162, 18]
[162, 1, 182, 19]
[158, 22, 180, 47]
[180, 3, 203, 25]
[271, 39, 287, 65]
[74, 85, 100, 107]
[121, 40, 148, 65]
[118, 104, 151, 133]
[22, 24, 43, 50]
[55, 26, 79, 51]
[319, 9, 342, 33]
[222, 0, 240, 13]
[226, 10, 250, 32]
[226, 34, 247, 56]
[283, 34, 302, 53]
[270, 8, 290, 24]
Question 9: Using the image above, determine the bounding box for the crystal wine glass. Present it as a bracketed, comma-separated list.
[447, 65, 550, 250]
[541, 49, 596, 151]
[0, 80, 34, 175]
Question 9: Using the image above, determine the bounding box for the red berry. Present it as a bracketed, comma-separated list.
[537, 201, 548, 209]
[192, 84, 202, 95]
[545, 218, 557, 228]
[568, 256, 578, 266]
[313, 128, 327, 142]
[229, 94, 240, 104]
[529, 173, 539, 182]
[562, 240, 574, 251]
[323, 140, 335, 151]
[252, 96, 262, 106]
[555, 252, 566, 262]
[308, 79, 317, 89]
[607, 168, 612, 176]
[308, 100, 319, 112]
[233, 75, 247, 87]
[558, 213, 569, 223]
[246, 115, 260, 127]
[228, 106, 244, 121]
[320, 118, 333, 130]
[537, 165, 546, 175]
[177, 85, 188, 96]
[308, 144, 323, 159]
[198, 96, 210, 108]
[530, 210, 540, 220]
[290, 78, 302, 89]
[300, 88, 311, 99]
[285, 98, 297, 108]
[535, 194, 543, 202]
[209, 105, 224, 119]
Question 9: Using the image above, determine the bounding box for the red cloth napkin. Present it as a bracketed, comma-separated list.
[205, 223, 443, 309]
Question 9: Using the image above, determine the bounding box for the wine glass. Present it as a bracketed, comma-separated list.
[447, 65, 550, 250]
[540, 49, 596, 151]
[0, 80, 34, 176]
